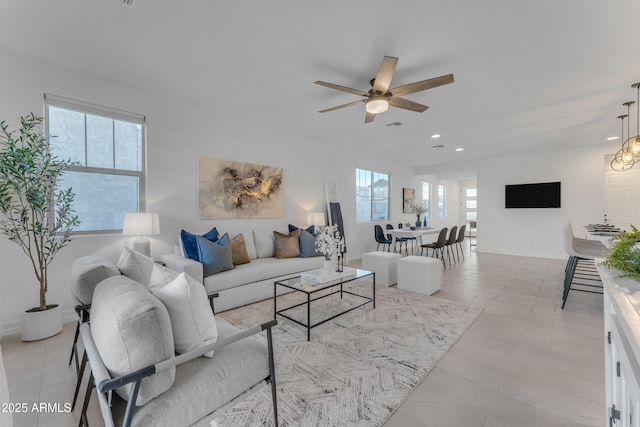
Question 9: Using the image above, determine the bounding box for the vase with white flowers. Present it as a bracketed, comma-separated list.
[315, 224, 344, 272]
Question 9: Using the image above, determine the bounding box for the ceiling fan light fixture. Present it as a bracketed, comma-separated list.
[365, 97, 389, 114]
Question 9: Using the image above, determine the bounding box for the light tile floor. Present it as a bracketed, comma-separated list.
[384, 250, 604, 427]
[0, 249, 604, 427]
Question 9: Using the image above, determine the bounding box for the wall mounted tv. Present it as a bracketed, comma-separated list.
[505, 181, 561, 209]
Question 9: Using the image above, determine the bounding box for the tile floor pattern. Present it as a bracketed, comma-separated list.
[1, 250, 605, 427]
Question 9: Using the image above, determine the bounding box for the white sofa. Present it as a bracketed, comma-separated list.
[162, 229, 324, 312]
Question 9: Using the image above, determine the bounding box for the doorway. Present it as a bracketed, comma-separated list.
[460, 185, 477, 247]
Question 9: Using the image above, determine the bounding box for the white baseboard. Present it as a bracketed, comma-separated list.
[476, 247, 567, 260]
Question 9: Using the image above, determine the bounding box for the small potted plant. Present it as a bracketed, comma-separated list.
[0, 113, 80, 341]
[409, 201, 428, 228]
[602, 226, 640, 279]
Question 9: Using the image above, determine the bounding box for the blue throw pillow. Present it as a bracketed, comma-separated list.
[299, 229, 323, 258]
[196, 233, 234, 277]
[288, 224, 315, 235]
[181, 227, 219, 262]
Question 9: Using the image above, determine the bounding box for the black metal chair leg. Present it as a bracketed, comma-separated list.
[79, 371, 94, 427]
[69, 320, 80, 367]
[72, 350, 88, 411]
[562, 256, 578, 309]
[266, 327, 279, 427]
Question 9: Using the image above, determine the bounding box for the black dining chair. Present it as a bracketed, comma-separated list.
[420, 227, 448, 265]
[455, 224, 467, 261]
[387, 224, 408, 254]
[444, 226, 458, 265]
[398, 223, 417, 254]
[374, 224, 393, 251]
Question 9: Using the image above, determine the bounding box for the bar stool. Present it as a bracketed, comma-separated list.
[566, 223, 607, 251]
[561, 224, 605, 309]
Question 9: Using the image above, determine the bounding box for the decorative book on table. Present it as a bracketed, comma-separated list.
[301, 266, 357, 284]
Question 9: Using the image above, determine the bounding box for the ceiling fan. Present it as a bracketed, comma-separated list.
[314, 56, 454, 123]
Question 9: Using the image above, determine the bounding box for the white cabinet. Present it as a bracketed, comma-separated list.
[600, 265, 640, 427]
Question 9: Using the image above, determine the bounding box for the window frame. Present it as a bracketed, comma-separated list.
[421, 181, 432, 220]
[355, 166, 391, 222]
[44, 94, 146, 235]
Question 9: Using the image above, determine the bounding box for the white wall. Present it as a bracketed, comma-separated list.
[477, 143, 609, 258]
[415, 174, 468, 232]
[0, 50, 417, 335]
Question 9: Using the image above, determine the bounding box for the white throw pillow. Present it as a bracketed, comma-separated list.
[253, 229, 275, 258]
[116, 246, 155, 286]
[240, 229, 258, 260]
[152, 272, 218, 357]
[148, 263, 180, 292]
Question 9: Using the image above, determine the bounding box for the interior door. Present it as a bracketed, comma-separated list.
[605, 155, 640, 230]
[460, 185, 477, 245]
[460, 186, 477, 224]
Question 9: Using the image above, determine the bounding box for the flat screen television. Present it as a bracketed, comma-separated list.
[505, 182, 561, 209]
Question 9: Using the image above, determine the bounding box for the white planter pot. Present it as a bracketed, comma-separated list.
[21, 304, 63, 341]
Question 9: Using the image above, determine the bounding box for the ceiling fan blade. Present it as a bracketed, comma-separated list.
[314, 81, 368, 97]
[389, 97, 429, 113]
[389, 74, 454, 97]
[365, 112, 376, 123]
[372, 56, 398, 94]
[319, 99, 365, 113]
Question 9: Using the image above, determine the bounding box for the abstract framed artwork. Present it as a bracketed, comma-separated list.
[198, 156, 284, 219]
[403, 187, 415, 213]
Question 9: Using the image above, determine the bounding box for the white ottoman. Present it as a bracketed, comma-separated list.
[397, 255, 442, 295]
[362, 251, 402, 286]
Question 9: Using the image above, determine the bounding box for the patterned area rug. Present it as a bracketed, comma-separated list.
[211, 282, 483, 427]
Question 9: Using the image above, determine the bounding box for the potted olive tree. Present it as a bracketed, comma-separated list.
[0, 113, 79, 341]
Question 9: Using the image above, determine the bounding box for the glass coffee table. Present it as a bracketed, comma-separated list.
[274, 268, 375, 341]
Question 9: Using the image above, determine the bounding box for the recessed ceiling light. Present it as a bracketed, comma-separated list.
[386, 122, 403, 127]
[607, 136, 619, 141]
[455, 148, 464, 152]
[432, 144, 445, 149]
[431, 134, 441, 138]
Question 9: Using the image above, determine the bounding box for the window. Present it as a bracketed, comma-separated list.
[45, 94, 145, 233]
[438, 184, 446, 219]
[356, 167, 389, 222]
[421, 181, 432, 220]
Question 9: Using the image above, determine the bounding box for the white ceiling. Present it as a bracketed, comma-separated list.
[2, 0, 640, 169]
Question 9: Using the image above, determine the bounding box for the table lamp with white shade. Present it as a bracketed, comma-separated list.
[122, 212, 160, 257]
[307, 211, 326, 230]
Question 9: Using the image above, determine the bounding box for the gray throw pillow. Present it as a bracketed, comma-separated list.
[299, 229, 323, 258]
[91, 276, 175, 406]
[71, 256, 121, 304]
[196, 234, 234, 277]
